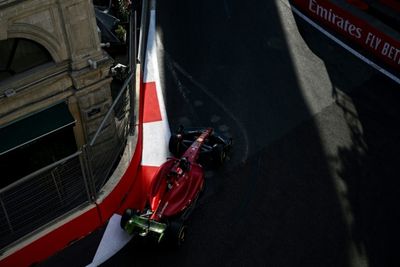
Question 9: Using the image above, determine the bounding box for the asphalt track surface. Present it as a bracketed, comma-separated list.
[101, 0, 400, 266]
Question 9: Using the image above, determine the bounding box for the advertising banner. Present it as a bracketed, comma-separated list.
[292, 0, 400, 72]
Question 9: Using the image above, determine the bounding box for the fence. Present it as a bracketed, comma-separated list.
[0, 75, 132, 251]
[0, 152, 88, 249]
[0, 68, 132, 252]
[0, 0, 149, 252]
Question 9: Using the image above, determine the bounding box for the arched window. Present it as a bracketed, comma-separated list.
[0, 38, 53, 82]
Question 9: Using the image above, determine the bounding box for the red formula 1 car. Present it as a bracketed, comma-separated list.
[120, 127, 232, 245]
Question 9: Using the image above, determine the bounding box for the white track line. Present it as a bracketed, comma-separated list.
[86, 215, 132, 267]
[290, 5, 400, 85]
[142, 9, 171, 167]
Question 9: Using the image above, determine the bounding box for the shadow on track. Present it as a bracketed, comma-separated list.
[102, 1, 352, 266]
[293, 9, 400, 267]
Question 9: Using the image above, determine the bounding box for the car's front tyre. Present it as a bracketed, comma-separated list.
[169, 134, 183, 157]
[120, 209, 133, 230]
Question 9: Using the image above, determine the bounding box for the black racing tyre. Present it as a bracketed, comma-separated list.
[120, 209, 133, 230]
[213, 144, 227, 167]
[166, 220, 187, 247]
[169, 134, 183, 157]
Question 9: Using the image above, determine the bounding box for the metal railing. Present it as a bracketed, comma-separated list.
[0, 72, 131, 252]
[0, 0, 150, 252]
[0, 70, 133, 250]
[0, 152, 88, 249]
[87, 77, 132, 193]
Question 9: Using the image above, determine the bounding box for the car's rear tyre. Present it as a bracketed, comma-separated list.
[209, 144, 226, 167]
[166, 220, 187, 247]
[120, 209, 133, 230]
[218, 144, 227, 163]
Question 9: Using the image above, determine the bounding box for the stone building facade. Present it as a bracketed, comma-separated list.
[0, 0, 117, 181]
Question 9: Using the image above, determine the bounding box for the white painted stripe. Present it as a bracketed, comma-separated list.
[290, 5, 400, 85]
[152, 15, 169, 125]
[142, 9, 171, 167]
[86, 214, 132, 267]
[144, 10, 170, 124]
[142, 120, 171, 166]
[143, 14, 157, 85]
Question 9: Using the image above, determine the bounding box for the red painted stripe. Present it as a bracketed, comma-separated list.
[0, 208, 101, 267]
[143, 82, 162, 123]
